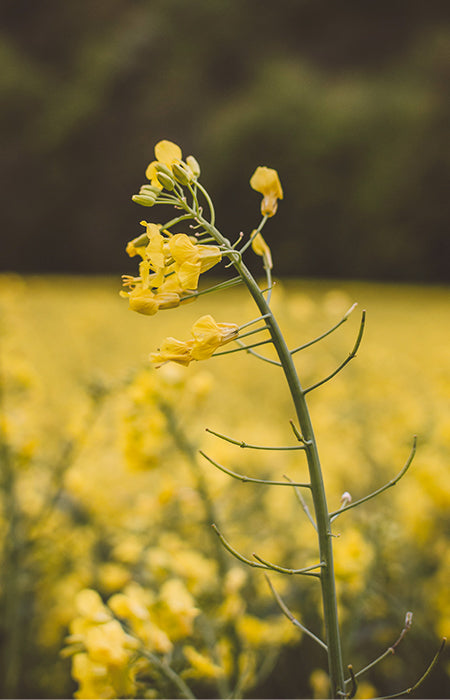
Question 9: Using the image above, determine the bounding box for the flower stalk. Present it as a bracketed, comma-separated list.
[119, 139, 440, 699]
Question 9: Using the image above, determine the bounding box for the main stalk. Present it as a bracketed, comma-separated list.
[199, 217, 346, 697]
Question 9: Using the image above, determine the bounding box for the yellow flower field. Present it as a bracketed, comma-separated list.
[0, 274, 449, 698]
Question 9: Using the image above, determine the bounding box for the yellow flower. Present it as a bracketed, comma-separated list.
[149, 315, 239, 367]
[251, 231, 273, 269]
[84, 620, 138, 667]
[145, 140, 182, 187]
[183, 645, 225, 679]
[149, 337, 195, 368]
[124, 288, 159, 315]
[250, 166, 283, 217]
[190, 315, 239, 361]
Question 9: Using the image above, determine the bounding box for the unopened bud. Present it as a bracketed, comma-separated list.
[139, 184, 162, 196]
[405, 611, 413, 628]
[186, 155, 201, 178]
[154, 163, 172, 177]
[131, 233, 149, 247]
[172, 162, 191, 185]
[156, 172, 175, 191]
[340, 491, 352, 506]
[132, 194, 156, 207]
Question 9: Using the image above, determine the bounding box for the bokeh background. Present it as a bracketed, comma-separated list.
[1, 2, 450, 699]
[1, 0, 449, 280]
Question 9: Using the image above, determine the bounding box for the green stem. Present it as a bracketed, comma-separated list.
[193, 214, 346, 697]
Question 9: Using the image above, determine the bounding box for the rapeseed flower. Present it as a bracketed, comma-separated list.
[145, 140, 183, 188]
[149, 315, 239, 367]
[250, 166, 283, 217]
[121, 226, 222, 314]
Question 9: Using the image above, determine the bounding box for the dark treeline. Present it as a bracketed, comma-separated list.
[1, 0, 449, 281]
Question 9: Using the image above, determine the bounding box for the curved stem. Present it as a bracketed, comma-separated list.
[192, 212, 346, 697]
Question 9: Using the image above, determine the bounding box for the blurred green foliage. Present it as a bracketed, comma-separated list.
[1, 0, 448, 280]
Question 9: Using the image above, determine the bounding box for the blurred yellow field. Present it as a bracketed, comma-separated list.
[0, 274, 449, 698]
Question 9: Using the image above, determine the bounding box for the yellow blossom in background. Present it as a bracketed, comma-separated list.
[182, 645, 225, 679]
[250, 165, 283, 217]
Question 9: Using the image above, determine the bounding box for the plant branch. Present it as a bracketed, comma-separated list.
[265, 575, 328, 651]
[329, 438, 417, 519]
[303, 311, 366, 395]
[205, 427, 307, 451]
[200, 451, 311, 487]
[252, 553, 323, 577]
[290, 304, 358, 355]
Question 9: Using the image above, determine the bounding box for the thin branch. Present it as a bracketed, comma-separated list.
[205, 428, 307, 452]
[347, 665, 358, 699]
[303, 311, 366, 395]
[211, 524, 273, 570]
[345, 612, 413, 685]
[213, 338, 273, 357]
[181, 276, 242, 301]
[252, 553, 323, 577]
[289, 420, 313, 446]
[376, 638, 446, 700]
[284, 475, 317, 531]
[329, 437, 417, 519]
[200, 451, 311, 488]
[291, 303, 358, 355]
[265, 575, 328, 651]
[238, 215, 269, 256]
[237, 326, 271, 342]
[233, 338, 282, 366]
[238, 313, 271, 331]
[138, 648, 196, 699]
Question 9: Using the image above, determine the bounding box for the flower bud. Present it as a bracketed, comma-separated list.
[130, 233, 149, 248]
[132, 194, 156, 207]
[186, 155, 201, 178]
[172, 162, 191, 185]
[156, 172, 175, 191]
[139, 184, 161, 197]
[154, 163, 173, 177]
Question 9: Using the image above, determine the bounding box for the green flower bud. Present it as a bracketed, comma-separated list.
[172, 162, 191, 186]
[139, 184, 162, 196]
[131, 233, 149, 247]
[156, 172, 175, 191]
[132, 194, 156, 207]
[154, 163, 173, 177]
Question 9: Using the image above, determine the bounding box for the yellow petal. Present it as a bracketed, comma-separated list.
[145, 225, 166, 271]
[250, 166, 283, 199]
[169, 233, 199, 265]
[154, 140, 182, 165]
[149, 338, 194, 367]
[198, 244, 222, 273]
[128, 289, 159, 316]
[251, 232, 273, 269]
[176, 260, 201, 291]
[145, 161, 163, 188]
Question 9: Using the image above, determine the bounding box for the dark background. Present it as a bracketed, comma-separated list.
[1, 0, 449, 281]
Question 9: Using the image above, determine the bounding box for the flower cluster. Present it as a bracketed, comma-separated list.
[121, 223, 222, 315]
[63, 582, 201, 699]
[149, 314, 240, 367]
